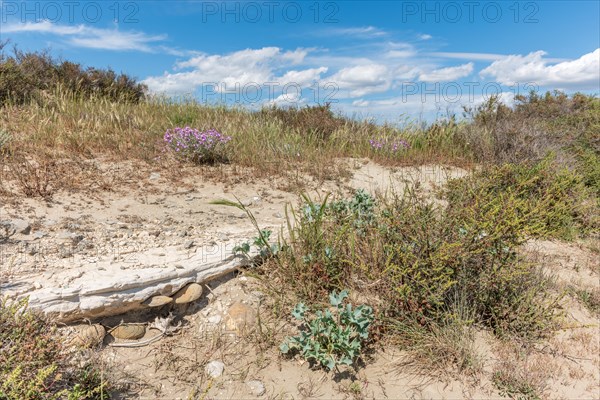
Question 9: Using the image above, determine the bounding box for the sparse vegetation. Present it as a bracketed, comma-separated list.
[0, 298, 110, 399]
[0, 47, 598, 398]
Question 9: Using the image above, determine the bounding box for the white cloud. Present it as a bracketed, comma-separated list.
[3, 21, 168, 53]
[419, 63, 474, 82]
[480, 49, 600, 89]
[419, 34, 433, 40]
[265, 92, 306, 107]
[325, 26, 387, 38]
[143, 47, 326, 94]
[329, 64, 391, 97]
[343, 91, 517, 123]
[352, 99, 370, 107]
[280, 67, 328, 86]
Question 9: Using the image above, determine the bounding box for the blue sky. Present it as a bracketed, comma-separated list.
[1, 0, 599, 122]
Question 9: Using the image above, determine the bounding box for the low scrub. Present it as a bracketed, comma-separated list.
[444, 156, 599, 240]
[266, 160, 580, 346]
[0, 298, 110, 399]
[0, 43, 146, 105]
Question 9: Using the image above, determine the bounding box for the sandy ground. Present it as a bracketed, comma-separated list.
[1, 160, 598, 399]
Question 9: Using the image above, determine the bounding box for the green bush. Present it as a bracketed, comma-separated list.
[0, 298, 109, 399]
[444, 157, 599, 240]
[0, 43, 146, 106]
[268, 165, 569, 340]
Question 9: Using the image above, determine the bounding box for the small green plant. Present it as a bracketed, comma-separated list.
[493, 370, 541, 400]
[212, 198, 278, 260]
[233, 229, 278, 258]
[280, 290, 373, 371]
[328, 189, 376, 234]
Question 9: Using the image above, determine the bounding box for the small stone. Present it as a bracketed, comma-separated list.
[143, 295, 173, 307]
[172, 283, 203, 304]
[60, 248, 73, 258]
[57, 231, 71, 240]
[207, 315, 222, 324]
[57, 231, 83, 243]
[33, 231, 47, 239]
[69, 324, 106, 348]
[218, 233, 229, 241]
[273, 212, 283, 219]
[110, 324, 146, 340]
[33, 281, 43, 289]
[246, 380, 266, 396]
[225, 302, 256, 334]
[149, 172, 161, 180]
[205, 360, 225, 378]
[241, 199, 253, 207]
[11, 219, 31, 235]
[183, 240, 194, 249]
[72, 234, 84, 244]
[150, 230, 161, 237]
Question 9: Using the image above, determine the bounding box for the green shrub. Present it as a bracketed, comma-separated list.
[444, 157, 599, 240]
[267, 170, 565, 340]
[0, 298, 109, 399]
[0, 43, 146, 106]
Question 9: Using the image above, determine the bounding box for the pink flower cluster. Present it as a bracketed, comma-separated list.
[164, 127, 231, 163]
[369, 138, 410, 152]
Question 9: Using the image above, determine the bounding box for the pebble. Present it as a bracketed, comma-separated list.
[12, 219, 31, 235]
[1, 219, 31, 236]
[33, 231, 47, 239]
[246, 380, 266, 396]
[225, 302, 256, 334]
[183, 240, 194, 249]
[207, 315, 222, 324]
[205, 360, 225, 378]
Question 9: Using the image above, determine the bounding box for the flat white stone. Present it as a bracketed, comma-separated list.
[6, 242, 255, 322]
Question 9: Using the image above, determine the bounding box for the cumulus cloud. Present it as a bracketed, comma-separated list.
[3, 21, 168, 53]
[329, 64, 391, 97]
[143, 47, 326, 94]
[419, 63, 474, 82]
[480, 49, 600, 89]
[280, 67, 329, 86]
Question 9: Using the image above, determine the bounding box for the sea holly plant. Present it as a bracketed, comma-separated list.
[280, 290, 374, 371]
[163, 127, 231, 164]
